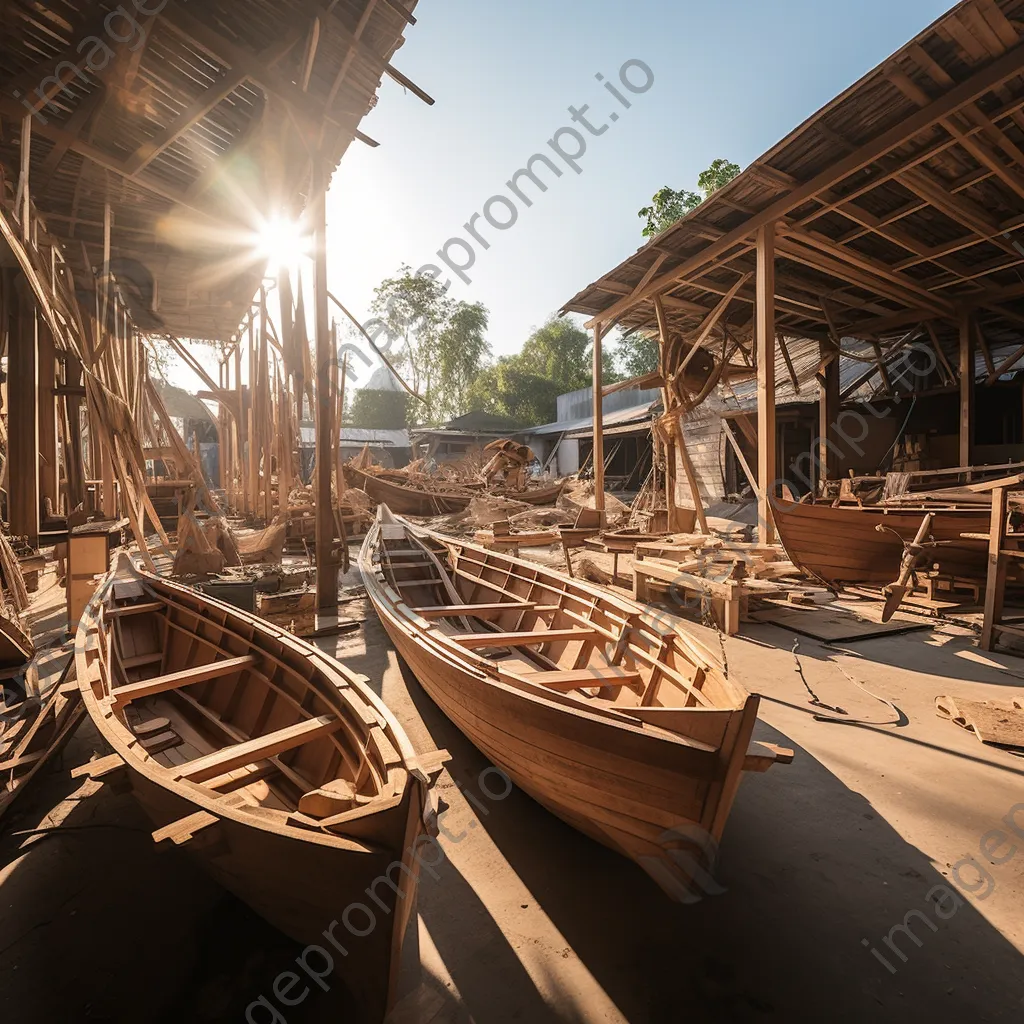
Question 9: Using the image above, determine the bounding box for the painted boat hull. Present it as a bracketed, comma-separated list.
[344, 465, 565, 516]
[771, 497, 990, 585]
[75, 561, 439, 1022]
[359, 509, 784, 901]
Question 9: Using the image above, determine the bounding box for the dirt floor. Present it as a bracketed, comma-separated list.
[1, 549, 1023, 1022]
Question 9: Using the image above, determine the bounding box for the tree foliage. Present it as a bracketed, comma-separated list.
[639, 158, 742, 238]
[465, 316, 621, 425]
[349, 389, 410, 429]
[615, 332, 660, 379]
[367, 267, 491, 425]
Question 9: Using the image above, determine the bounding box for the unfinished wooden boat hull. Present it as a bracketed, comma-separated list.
[771, 497, 989, 585]
[359, 508, 789, 901]
[345, 465, 565, 516]
[75, 557, 445, 1022]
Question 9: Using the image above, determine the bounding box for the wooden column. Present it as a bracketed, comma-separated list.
[817, 340, 840, 491]
[9, 283, 39, 543]
[592, 322, 605, 524]
[756, 223, 777, 544]
[37, 315, 58, 520]
[959, 310, 974, 472]
[313, 158, 338, 612]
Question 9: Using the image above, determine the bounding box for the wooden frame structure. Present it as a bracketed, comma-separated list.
[0, 2, 427, 592]
[564, 0, 1024, 541]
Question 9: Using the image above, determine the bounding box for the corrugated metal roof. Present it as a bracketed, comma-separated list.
[300, 427, 410, 447]
[525, 398, 661, 437]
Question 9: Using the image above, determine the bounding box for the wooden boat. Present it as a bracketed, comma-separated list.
[344, 464, 565, 516]
[75, 555, 446, 1022]
[0, 664, 84, 821]
[359, 507, 791, 901]
[771, 496, 990, 586]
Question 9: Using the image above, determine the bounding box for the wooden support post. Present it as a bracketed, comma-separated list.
[676, 423, 709, 534]
[817, 339, 840, 491]
[37, 315, 58, 520]
[981, 485, 1008, 651]
[247, 319, 257, 519]
[756, 223, 777, 544]
[313, 158, 338, 612]
[959, 310, 974, 474]
[9, 283, 39, 543]
[592, 322, 605, 525]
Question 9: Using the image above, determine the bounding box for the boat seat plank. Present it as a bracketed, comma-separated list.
[173, 715, 343, 784]
[105, 602, 165, 618]
[121, 652, 162, 670]
[449, 628, 596, 650]
[112, 654, 258, 706]
[518, 668, 644, 693]
[412, 602, 537, 620]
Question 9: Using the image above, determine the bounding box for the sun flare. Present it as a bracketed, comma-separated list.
[257, 215, 310, 274]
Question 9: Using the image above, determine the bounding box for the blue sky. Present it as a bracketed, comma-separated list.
[322, 0, 953, 366]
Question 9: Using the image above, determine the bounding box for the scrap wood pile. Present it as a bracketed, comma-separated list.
[0, 656, 83, 821]
[172, 513, 287, 577]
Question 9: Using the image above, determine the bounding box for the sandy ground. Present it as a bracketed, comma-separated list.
[1, 551, 1022, 1022]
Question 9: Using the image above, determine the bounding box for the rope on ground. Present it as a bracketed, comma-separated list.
[791, 638, 847, 716]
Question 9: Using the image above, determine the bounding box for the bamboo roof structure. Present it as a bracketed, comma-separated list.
[0, 0, 425, 340]
[563, 0, 1024, 371]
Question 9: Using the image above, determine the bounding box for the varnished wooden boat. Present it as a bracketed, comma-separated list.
[359, 507, 791, 901]
[75, 555, 446, 1022]
[344, 464, 565, 516]
[771, 496, 990, 585]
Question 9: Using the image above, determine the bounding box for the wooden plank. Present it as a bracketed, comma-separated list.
[174, 715, 341, 784]
[981, 485, 1008, 651]
[413, 602, 536, 619]
[449, 628, 596, 650]
[756, 223, 777, 544]
[152, 809, 220, 845]
[517, 668, 643, 692]
[112, 654, 258, 705]
[104, 601, 165, 618]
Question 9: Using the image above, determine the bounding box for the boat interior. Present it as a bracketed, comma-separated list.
[81, 572, 407, 834]
[370, 515, 748, 745]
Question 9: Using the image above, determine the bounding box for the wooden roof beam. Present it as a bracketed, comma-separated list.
[775, 237, 953, 317]
[585, 36, 1024, 329]
[784, 224, 957, 313]
[125, 29, 304, 176]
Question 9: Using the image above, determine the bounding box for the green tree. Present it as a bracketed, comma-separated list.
[466, 360, 564, 426]
[518, 316, 592, 391]
[615, 332, 660, 379]
[436, 301, 491, 422]
[350, 389, 410, 429]
[638, 158, 742, 238]
[464, 315, 620, 424]
[368, 267, 492, 425]
[697, 158, 741, 197]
